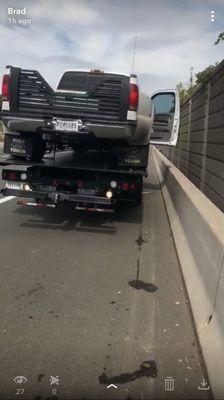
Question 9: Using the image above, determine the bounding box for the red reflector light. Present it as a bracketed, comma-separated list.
[121, 182, 129, 190]
[8, 172, 16, 181]
[129, 83, 138, 111]
[2, 74, 9, 98]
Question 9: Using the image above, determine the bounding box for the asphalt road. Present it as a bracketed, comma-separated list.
[0, 149, 211, 400]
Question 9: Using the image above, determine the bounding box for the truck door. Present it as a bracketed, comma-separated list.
[150, 89, 180, 146]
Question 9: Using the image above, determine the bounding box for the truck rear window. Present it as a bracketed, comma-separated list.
[57, 72, 126, 92]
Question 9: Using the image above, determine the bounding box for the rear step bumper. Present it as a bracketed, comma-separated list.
[1, 188, 113, 206]
[2, 116, 136, 138]
[17, 200, 114, 213]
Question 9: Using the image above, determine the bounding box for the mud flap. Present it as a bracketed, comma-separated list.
[4, 133, 46, 160]
[117, 145, 149, 168]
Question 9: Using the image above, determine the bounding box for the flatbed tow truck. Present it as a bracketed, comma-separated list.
[0, 150, 146, 212]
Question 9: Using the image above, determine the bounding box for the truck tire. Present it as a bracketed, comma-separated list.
[71, 144, 87, 154]
[133, 177, 143, 207]
[30, 138, 46, 162]
[134, 190, 142, 207]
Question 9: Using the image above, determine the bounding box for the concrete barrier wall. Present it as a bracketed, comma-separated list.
[153, 146, 224, 399]
[159, 59, 224, 213]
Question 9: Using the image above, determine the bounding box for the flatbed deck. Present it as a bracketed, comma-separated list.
[0, 150, 148, 176]
[0, 150, 146, 211]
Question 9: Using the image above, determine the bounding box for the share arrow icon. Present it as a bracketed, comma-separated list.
[49, 375, 60, 386]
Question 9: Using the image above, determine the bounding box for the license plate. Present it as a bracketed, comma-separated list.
[78, 188, 97, 195]
[5, 181, 24, 190]
[54, 119, 82, 132]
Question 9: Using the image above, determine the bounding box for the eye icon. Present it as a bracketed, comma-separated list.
[13, 376, 28, 384]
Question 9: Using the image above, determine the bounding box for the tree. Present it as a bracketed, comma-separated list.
[176, 82, 194, 104]
[195, 64, 217, 87]
[214, 32, 224, 45]
[176, 67, 196, 104]
[176, 63, 218, 104]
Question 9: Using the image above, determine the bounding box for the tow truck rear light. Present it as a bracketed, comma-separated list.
[8, 172, 17, 181]
[129, 83, 139, 111]
[110, 180, 117, 189]
[121, 182, 129, 190]
[130, 183, 136, 190]
[23, 184, 32, 191]
[2, 74, 9, 99]
[77, 181, 83, 188]
[106, 190, 113, 198]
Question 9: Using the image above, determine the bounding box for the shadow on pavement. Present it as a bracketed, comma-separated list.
[13, 201, 144, 234]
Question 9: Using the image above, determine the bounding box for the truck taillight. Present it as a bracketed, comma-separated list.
[121, 182, 129, 190]
[8, 172, 17, 181]
[2, 74, 9, 99]
[129, 83, 138, 111]
[77, 181, 83, 188]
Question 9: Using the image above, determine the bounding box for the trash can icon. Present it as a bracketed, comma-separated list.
[164, 377, 175, 391]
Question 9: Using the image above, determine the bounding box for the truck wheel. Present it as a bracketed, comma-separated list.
[134, 177, 143, 207]
[134, 190, 142, 207]
[71, 145, 86, 154]
[30, 139, 46, 161]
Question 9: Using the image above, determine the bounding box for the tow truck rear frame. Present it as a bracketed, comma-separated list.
[0, 150, 147, 212]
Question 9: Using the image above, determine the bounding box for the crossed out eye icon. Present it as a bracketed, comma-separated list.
[13, 376, 28, 384]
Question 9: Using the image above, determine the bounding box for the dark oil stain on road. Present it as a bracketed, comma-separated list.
[135, 227, 147, 250]
[129, 279, 157, 293]
[99, 360, 157, 385]
[37, 374, 45, 382]
[129, 255, 157, 293]
[110, 300, 118, 305]
[14, 283, 44, 300]
[27, 283, 44, 297]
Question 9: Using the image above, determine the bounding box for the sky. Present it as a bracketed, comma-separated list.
[0, 0, 223, 94]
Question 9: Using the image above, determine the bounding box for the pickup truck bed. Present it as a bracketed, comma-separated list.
[2, 68, 129, 121]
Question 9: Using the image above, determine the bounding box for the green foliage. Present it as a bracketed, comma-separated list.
[177, 63, 218, 104]
[176, 82, 194, 104]
[195, 64, 217, 87]
[214, 32, 224, 45]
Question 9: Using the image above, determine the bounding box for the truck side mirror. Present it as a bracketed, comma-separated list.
[150, 89, 180, 146]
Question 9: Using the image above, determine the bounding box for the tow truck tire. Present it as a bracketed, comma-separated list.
[134, 190, 142, 207]
[71, 145, 87, 154]
[30, 138, 46, 161]
[133, 177, 143, 207]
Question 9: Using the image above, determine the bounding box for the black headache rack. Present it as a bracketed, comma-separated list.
[5, 67, 130, 121]
[0, 151, 146, 212]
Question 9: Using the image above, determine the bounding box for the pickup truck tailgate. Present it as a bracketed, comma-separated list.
[6, 67, 130, 121]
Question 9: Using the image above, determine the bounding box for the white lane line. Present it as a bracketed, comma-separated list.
[0, 196, 16, 204]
